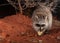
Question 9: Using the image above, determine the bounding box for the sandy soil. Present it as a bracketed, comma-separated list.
[0, 14, 60, 43]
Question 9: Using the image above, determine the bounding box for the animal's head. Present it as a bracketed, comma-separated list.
[32, 6, 49, 33]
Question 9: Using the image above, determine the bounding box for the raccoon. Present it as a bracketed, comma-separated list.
[32, 0, 57, 36]
[32, 5, 52, 36]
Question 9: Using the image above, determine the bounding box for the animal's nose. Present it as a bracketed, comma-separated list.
[35, 24, 45, 27]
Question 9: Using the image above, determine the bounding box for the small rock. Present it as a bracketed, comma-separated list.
[0, 37, 3, 41]
[38, 40, 43, 43]
[0, 36, 4, 41]
[56, 36, 60, 40]
[29, 38, 39, 43]
[20, 32, 26, 36]
[9, 41, 16, 43]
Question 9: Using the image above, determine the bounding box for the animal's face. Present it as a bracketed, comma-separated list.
[32, 13, 48, 32]
[32, 6, 51, 36]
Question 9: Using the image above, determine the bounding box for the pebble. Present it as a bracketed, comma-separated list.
[38, 40, 43, 43]
[56, 36, 60, 40]
[28, 38, 43, 43]
[28, 38, 39, 43]
[9, 41, 16, 43]
[20, 32, 26, 36]
[0, 36, 4, 41]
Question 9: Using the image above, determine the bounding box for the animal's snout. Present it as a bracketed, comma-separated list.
[35, 24, 45, 27]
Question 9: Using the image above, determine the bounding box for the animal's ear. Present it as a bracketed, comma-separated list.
[45, 0, 57, 11]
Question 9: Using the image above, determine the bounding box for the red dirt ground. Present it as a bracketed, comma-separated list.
[0, 14, 60, 43]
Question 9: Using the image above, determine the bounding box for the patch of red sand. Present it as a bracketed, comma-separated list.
[0, 14, 60, 43]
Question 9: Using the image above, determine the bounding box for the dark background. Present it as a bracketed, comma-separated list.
[0, 0, 16, 18]
[0, 0, 60, 20]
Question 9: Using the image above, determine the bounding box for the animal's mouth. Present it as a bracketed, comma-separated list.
[37, 27, 46, 36]
[37, 31, 44, 36]
[33, 22, 48, 36]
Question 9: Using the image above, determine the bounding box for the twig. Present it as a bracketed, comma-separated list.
[17, 0, 23, 14]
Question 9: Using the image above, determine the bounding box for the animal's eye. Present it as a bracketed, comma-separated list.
[43, 16, 45, 19]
